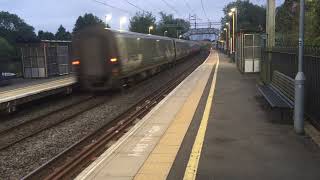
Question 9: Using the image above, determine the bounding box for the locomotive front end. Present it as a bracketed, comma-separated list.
[72, 26, 120, 91]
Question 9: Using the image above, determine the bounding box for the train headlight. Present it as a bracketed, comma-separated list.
[110, 58, 118, 63]
[72, 60, 80, 65]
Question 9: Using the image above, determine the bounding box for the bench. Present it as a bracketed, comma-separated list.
[258, 71, 295, 119]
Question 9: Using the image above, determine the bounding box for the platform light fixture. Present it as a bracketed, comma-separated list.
[149, 26, 154, 35]
[105, 14, 112, 23]
[164, 30, 168, 36]
[119, 16, 127, 31]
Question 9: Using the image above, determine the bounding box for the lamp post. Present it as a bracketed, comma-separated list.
[226, 22, 230, 54]
[149, 26, 154, 35]
[224, 28, 227, 51]
[164, 30, 168, 36]
[105, 13, 112, 25]
[230, 8, 237, 54]
[119, 17, 127, 31]
[294, 0, 306, 134]
[228, 12, 233, 53]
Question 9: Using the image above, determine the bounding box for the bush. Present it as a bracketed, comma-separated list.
[0, 37, 15, 57]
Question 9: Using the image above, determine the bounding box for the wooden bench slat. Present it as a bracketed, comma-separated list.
[271, 83, 295, 102]
[272, 81, 294, 97]
[272, 71, 295, 103]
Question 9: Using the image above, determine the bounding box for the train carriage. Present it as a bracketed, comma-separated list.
[72, 26, 200, 91]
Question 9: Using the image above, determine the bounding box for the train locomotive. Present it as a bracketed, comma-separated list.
[72, 26, 200, 91]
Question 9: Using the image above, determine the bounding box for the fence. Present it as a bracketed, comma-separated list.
[261, 46, 320, 127]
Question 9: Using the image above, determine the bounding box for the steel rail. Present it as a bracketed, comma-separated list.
[0, 95, 107, 150]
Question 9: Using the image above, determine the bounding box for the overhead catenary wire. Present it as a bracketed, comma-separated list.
[122, 0, 146, 13]
[92, 0, 133, 14]
[160, 0, 181, 15]
[183, 0, 193, 12]
[201, 0, 210, 21]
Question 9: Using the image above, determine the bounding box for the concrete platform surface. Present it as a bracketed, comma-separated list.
[76, 51, 320, 180]
[168, 53, 320, 180]
[75, 51, 217, 180]
[0, 75, 76, 103]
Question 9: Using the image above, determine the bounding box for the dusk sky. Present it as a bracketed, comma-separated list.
[0, 0, 284, 33]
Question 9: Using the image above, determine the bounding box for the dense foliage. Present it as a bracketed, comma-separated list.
[156, 12, 190, 38]
[220, 0, 266, 40]
[0, 11, 37, 44]
[38, 30, 55, 40]
[276, 0, 320, 46]
[73, 13, 107, 34]
[129, 12, 156, 34]
[129, 12, 190, 38]
[55, 25, 72, 40]
[220, 0, 320, 46]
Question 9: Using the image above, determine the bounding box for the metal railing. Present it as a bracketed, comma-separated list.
[261, 46, 320, 127]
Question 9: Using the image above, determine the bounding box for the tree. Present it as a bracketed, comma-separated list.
[73, 13, 106, 33]
[310, 1, 320, 46]
[275, 0, 320, 46]
[157, 12, 190, 38]
[312, 1, 320, 39]
[220, 0, 266, 40]
[55, 25, 72, 40]
[38, 30, 55, 40]
[275, 0, 299, 45]
[129, 12, 156, 34]
[0, 11, 37, 43]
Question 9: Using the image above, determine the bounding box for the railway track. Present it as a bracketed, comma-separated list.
[0, 95, 109, 150]
[22, 53, 205, 180]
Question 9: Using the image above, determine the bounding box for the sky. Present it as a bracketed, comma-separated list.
[0, 0, 284, 34]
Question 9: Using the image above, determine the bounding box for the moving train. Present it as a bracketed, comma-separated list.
[72, 26, 201, 91]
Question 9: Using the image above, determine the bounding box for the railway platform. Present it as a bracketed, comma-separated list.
[76, 51, 320, 180]
[0, 75, 76, 112]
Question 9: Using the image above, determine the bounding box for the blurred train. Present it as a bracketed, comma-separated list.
[72, 26, 201, 91]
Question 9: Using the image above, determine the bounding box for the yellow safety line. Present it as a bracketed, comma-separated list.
[134, 52, 216, 180]
[183, 53, 219, 180]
